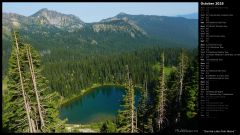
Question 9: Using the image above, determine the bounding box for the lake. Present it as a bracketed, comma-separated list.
[59, 85, 140, 124]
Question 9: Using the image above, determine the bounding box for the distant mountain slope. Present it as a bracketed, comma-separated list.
[3, 10, 152, 67]
[2, 9, 148, 46]
[102, 13, 198, 47]
[2, 8, 198, 77]
[177, 12, 198, 19]
[3, 9, 198, 49]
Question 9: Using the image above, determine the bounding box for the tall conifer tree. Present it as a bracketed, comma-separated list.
[116, 65, 137, 133]
[3, 30, 65, 133]
[153, 52, 167, 132]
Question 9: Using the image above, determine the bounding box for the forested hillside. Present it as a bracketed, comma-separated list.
[42, 47, 197, 97]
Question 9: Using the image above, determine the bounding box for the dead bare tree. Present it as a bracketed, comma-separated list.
[126, 65, 136, 133]
[155, 52, 167, 131]
[26, 46, 45, 130]
[176, 49, 188, 123]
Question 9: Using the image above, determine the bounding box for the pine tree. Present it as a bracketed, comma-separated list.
[175, 49, 188, 122]
[116, 65, 137, 133]
[137, 80, 150, 133]
[24, 44, 66, 132]
[153, 52, 167, 132]
[3, 30, 66, 133]
[3, 31, 35, 132]
[184, 56, 198, 119]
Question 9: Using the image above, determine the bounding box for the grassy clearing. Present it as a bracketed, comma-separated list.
[152, 63, 176, 77]
[164, 66, 176, 77]
[65, 122, 103, 133]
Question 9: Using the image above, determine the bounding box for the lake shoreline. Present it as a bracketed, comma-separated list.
[60, 83, 142, 107]
[59, 83, 126, 107]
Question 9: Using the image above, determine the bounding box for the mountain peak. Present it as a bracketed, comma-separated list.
[31, 8, 82, 21]
[31, 8, 62, 18]
[30, 8, 85, 31]
[118, 12, 127, 15]
[117, 12, 128, 16]
[39, 8, 48, 12]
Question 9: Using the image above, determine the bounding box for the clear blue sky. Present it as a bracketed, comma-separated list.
[3, 2, 198, 23]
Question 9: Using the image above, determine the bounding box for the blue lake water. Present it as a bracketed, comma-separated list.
[59, 85, 140, 124]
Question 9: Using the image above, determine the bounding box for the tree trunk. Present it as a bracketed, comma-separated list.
[179, 52, 184, 104]
[26, 46, 45, 129]
[135, 108, 137, 132]
[157, 52, 166, 131]
[131, 82, 134, 133]
[177, 51, 185, 122]
[126, 65, 135, 133]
